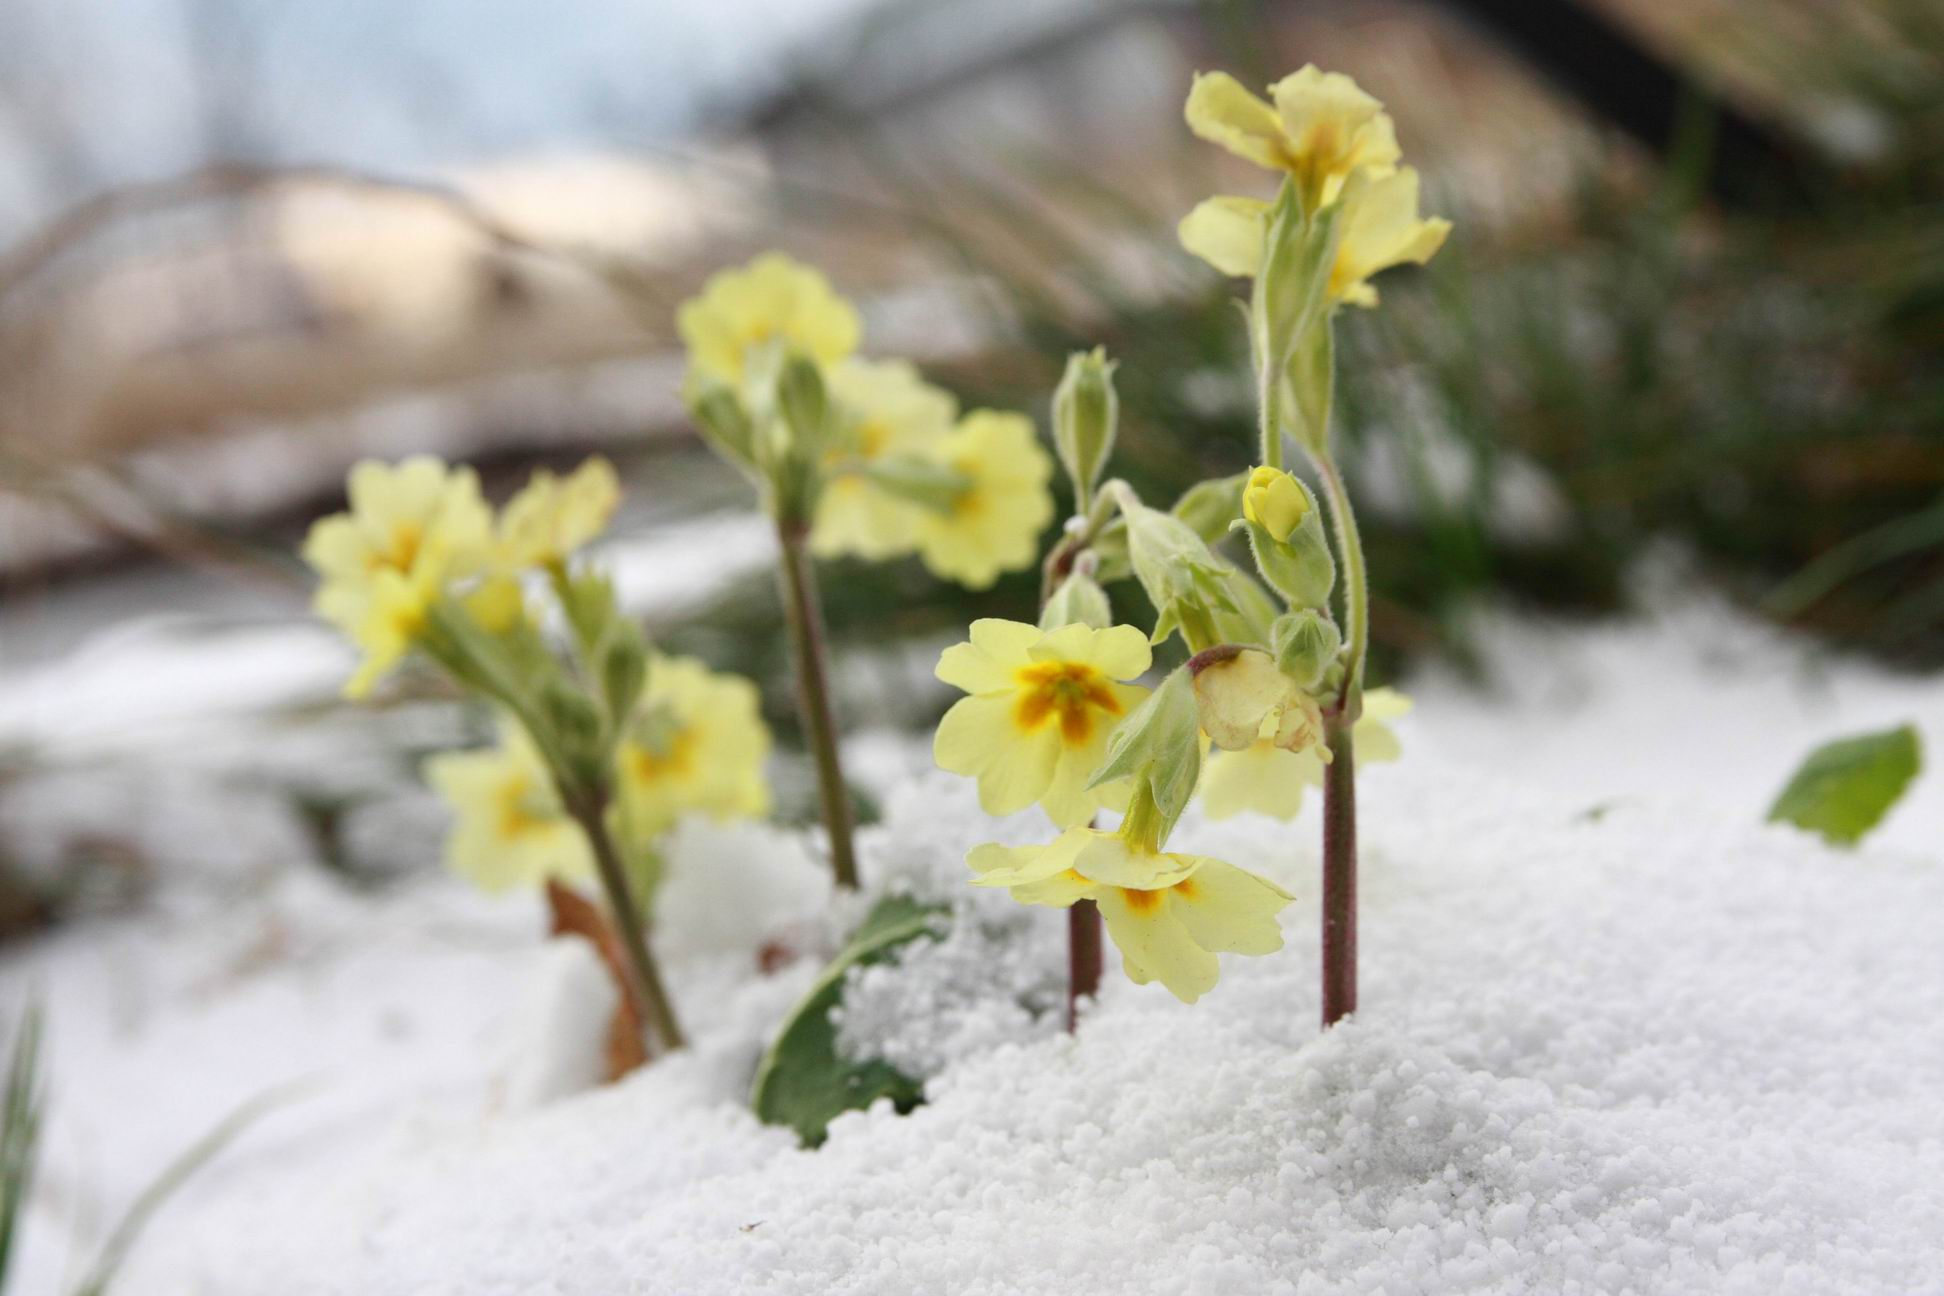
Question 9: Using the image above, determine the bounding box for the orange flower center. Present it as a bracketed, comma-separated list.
[1012, 661, 1121, 746]
[629, 727, 698, 782]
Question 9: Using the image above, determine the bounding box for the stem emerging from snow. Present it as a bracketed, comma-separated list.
[1066, 899, 1103, 1031]
[1319, 718, 1357, 1027]
[775, 519, 861, 891]
[564, 791, 687, 1053]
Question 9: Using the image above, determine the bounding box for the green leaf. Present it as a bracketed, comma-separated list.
[1767, 724, 1922, 847]
[751, 896, 947, 1148]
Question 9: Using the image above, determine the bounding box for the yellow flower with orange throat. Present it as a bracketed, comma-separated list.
[424, 722, 592, 892]
[497, 457, 621, 570]
[811, 359, 958, 561]
[1185, 65, 1401, 207]
[913, 411, 1055, 589]
[934, 619, 1152, 829]
[617, 655, 773, 838]
[677, 252, 861, 390]
[968, 785, 1292, 1004]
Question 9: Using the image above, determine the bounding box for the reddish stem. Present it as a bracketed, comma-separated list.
[1067, 899, 1103, 1031]
[1320, 719, 1357, 1027]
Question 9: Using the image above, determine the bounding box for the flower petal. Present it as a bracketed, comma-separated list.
[1184, 72, 1288, 170]
[1178, 196, 1268, 278]
[1167, 859, 1292, 957]
[1097, 885, 1220, 1003]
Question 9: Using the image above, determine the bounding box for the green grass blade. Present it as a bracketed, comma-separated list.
[0, 999, 45, 1294]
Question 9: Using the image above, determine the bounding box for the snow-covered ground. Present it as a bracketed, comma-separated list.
[2, 571, 1940, 1294]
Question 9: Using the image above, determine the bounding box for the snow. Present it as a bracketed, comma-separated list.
[4, 586, 1943, 1294]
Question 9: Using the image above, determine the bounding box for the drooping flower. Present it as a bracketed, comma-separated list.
[303, 456, 493, 637]
[676, 252, 861, 389]
[497, 457, 621, 570]
[1177, 167, 1448, 308]
[424, 723, 591, 892]
[935, 619, 1151, 828]
[1192, 647, 1325, 754]
[1202, 686, 1412, 820]
[810, 359, 958, 561]
[914, 411, 1055, 589]
[617, 655, 772, 839]
[969, 807, 1292, 1003]
[1185, 66, 1400, 205]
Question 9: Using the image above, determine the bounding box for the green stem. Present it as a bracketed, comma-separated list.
[1319, 719, 1357, 1027]
[775, 519, 861, 890]
[564, 790, 687, 1052]
[1311, 455, 1369, 710]
[1258, 352, 1284, 471]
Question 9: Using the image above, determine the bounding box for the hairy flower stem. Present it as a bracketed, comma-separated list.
[1319, 719, 1358, 1026]
[776, 520, 860, 891]
[564, 792, 687, 1052]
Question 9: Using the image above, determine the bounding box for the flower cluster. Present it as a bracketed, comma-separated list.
[304, 456, 771, 901]
[677, 253, 1053, 589]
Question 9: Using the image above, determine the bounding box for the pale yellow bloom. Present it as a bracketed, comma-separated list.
[343, 567, 436, 699]
[1242, 465, 1310, 541]
[1202, 686, 1412, 820]
[303, 456, 493, 636]
[1178, 167, 1448, 308]
[970, 827, 1292, 1004]
[1192, 648, 1324, 754]
[617, 655, 772, 838]
[914, 411, 1055, 589]
[1185, 66, 1400, 205]
[935, 619, 1151, 828]
[677, 252, 861, 388]
[810, 359, 958, 560]
[497, 457, 620, 569]
[425, 723, 591, 893]
[461, 574, 528, 636]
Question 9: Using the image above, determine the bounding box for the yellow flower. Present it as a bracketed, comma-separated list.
[497, 457, 621, 569]
[1202, 686, 1412, 820]
[1178, 167, 1448, 308]
[1328, 167, 1450, 307]
[1185, 66, 1400, 205]
[461, 574, 528, 636]
[914, 411, 1054, 589]
[1192, 648, 1324, 754]
[810, 359, 958, 560]
[424, 723, 591, 893]
[617, 655, 772, 838]
[1241, 465, 1310, 542]
[303, 456, 493, 636]
[970, 826, 1292, 1004]
[935, 619, 1151, 828]
[342, 566, 438, 699]
[677, 252, 861, 389]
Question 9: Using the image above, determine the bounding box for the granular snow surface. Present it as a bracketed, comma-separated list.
[7, 600, 1943, 1295]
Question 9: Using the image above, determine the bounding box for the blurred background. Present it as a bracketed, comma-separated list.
[1, 0, 1941, 1029]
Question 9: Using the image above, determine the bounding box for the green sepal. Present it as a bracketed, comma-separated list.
[1271, 609, 1341, 690]
[751, 895, 947, 1147]
[1087, 667, 1201, 835]
[1170, 472, 1249, 548]
[1040, 571, 1113, 631]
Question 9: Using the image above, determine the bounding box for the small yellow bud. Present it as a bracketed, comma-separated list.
[1242, 466, 1310, 542]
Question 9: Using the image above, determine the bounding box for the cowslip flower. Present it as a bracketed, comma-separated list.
[969, 800, 1292, 1003]
[497, 457, 620, 570]
[935, 619, 1151, 828]
[1203, 686, 1411, 820]
[425, 724, 591, 892]
[302, 456, 493, 637]
[1178, 167, 1449, 308]
[914, 411, 1055, 589]
[1185, 66, 1400, 206]
[1192, 647, 1325, 754]
[811, 359, 958, 560]
[617, 655, 772, 838]
[677, 252, 861, 389]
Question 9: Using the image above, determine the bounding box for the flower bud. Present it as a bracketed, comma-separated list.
[776, 353, 832, 459]
[688, 382, 756, 468]
[600, 624, 649, 724]
[1051, 347, 1118, 508]
[1234, 475, 1334, 611]
[1121, 497, 1238, 650]
[1241, 466, 1310, 542]
[1040, 570, 1113, 631]
[1270, 609, 1341, 691]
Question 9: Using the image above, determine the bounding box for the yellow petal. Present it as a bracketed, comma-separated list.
[1071, 835, 1198, 889]
[1201, 741, 1309, 821]
[1178, 196, 1268, 278]
[1097, 885, 1220, 1003]
[1193, 648, 1297, 751]
[968, 828, 1090, 890]
[935, 695, 1060, 816]
[1184, 72, 1289, 171]
[935, 618, 1040, 693]
[1167, 859, 1292, 956]
[1331, 167, 1450, 306]
[1268, 64, 1399, 194]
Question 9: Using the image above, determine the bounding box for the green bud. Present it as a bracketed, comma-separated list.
[1121, 496, 1238, 650]
[860, 455, 972, 514]
[1051, 347, 1118, 508]
[1252, 178, 1342, 383]
[1087, 666, 1201, 835]
[689, 382, 756, 469]
[1169, 472, 1249, 547]
[599, 623, 649, 724]
[554, 569, 617, 657]
[1087, 516, 1131, 584]
[1233, 477, 1335, 610]
[1039, 570, 1112, 631]
[1271, 609, 1341, 691]
[776, 354, 832, 462]
[538, 680, 608, 794]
